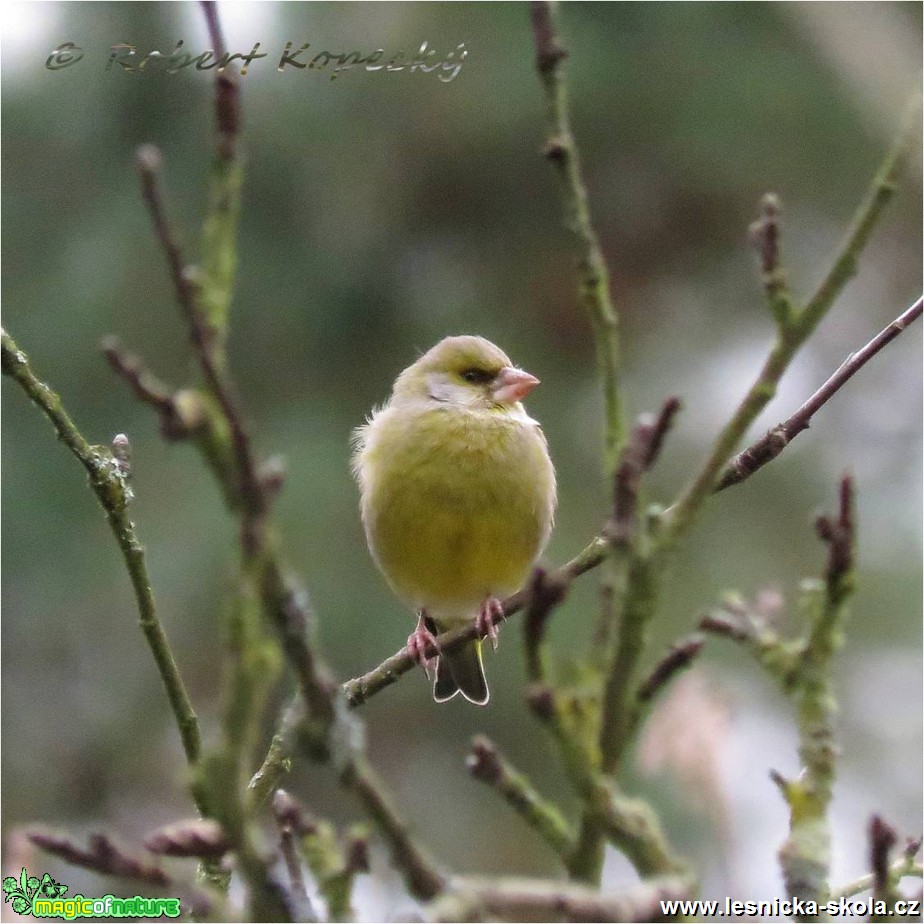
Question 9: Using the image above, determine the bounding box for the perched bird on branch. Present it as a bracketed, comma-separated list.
[352, 336, 557, 704]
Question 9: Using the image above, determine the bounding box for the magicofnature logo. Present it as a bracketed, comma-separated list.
[3, 868, 181, 920]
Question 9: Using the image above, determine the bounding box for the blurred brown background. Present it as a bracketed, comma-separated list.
[3, 2, 921, 916]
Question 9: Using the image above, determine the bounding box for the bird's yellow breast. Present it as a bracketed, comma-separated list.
[356, 404, 555, 618]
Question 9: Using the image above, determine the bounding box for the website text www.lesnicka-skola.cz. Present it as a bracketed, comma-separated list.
[660, 896, 922, 919]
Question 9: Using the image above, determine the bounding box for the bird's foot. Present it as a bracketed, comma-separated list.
[476, 596, 505, 651]
[407, 613, 440, 677]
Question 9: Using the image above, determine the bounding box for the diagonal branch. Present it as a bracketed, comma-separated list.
[800, 94, 922, 337]
[717, 296, 922, 490]
[1, 330, 202, 775]
[665, 93, 920, 543]
[467, 736, 575, 860]
[135, 146, 265, 535]
[344, 756, 447, 901]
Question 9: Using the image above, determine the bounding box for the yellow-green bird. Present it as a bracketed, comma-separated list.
[352, 335, 557, 705]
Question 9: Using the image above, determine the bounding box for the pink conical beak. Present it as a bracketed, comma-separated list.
[492, 366, 540, 404]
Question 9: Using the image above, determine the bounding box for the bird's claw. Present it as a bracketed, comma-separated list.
[476, 597, 505, 651]
[407, 615, 440, 677]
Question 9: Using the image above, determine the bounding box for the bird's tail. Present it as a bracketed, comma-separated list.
[433, 639, 489, 705]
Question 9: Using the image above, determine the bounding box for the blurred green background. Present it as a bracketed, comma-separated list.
[3, 1, 921, 915]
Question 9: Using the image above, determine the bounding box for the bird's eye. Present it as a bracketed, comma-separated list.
[461, 368, 493, 385]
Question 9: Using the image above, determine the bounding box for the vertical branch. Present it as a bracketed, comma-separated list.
[748, 192, 796, 328]
[523, 566, 570, 686]
[597, 554, 658, 775]
[521, 569, 605, 872]
[130, 6, 327, 914]
[778, 478, 855, 911]
[274, 790, 371, 922]
[530, 0, 687, 883]
[121, 6, 455, 915]
[868, 816, 901, 920]
[197, 0, 243, 347]
[137, 137, 289, 908]
[568, 548, 659, 884]
[272, 791, 318, 922]
[134, 3, 336, 740]
[530, 0, 625, 473]
[572, 403, 679, 883]
[597, 400, 681, 773]
[698, 480, 861, 914]
[200, 0, 228, 61]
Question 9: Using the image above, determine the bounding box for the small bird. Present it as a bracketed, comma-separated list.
[352, 336, 557, 705]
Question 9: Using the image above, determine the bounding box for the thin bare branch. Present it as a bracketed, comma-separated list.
[28, 830, 168, 886]
[718, 296, 922, 490]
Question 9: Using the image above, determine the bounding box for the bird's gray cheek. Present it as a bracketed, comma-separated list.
[426, 375, 454, 403]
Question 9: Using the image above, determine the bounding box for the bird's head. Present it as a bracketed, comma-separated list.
[393, 335, 540, 411]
